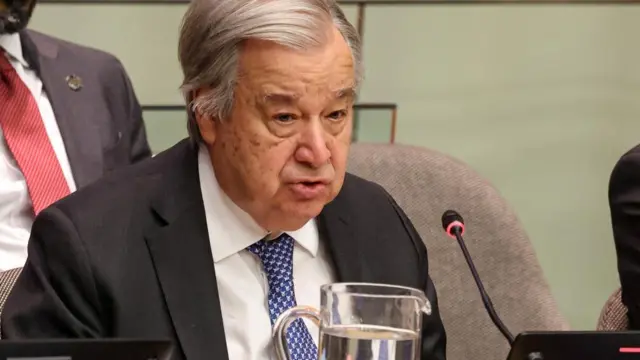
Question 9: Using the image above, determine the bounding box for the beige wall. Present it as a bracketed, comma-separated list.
[29, 3, 640, 329]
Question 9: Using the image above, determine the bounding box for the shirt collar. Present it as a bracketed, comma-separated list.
[0, 33, 29, 68]
[198, 145, 319, 263]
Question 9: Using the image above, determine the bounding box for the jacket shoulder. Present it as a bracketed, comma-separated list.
[26, 30, 120, 63]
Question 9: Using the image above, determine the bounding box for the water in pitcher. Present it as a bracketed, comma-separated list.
[318, 324, 419, 360]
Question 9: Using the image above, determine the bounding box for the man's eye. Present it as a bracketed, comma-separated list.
[327, 110, 347, 121]
[273, 114, 296, 123]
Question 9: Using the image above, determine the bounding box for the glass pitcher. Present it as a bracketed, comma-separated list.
[272, 282, 432, 360]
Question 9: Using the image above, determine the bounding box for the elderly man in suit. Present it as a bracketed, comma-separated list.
[1, 0, 447, 359]
[0, 0, 151, 270]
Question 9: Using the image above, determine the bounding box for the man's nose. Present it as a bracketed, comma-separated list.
[294, 121, 331, 168]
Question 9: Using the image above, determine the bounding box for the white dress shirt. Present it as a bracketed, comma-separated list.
[198, 146, 336, 360]
[0, 34, 76, 271]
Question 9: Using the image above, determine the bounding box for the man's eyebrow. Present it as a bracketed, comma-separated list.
[335, 87, 357, 99]
[261, 92, 300, 105]
[258, 87, 356, 104]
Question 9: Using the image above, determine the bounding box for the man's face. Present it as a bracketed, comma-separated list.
[0, 0, 36, 34]
[197, 26, 355, 232]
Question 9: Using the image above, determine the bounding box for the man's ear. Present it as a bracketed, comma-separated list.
[193, 90, 218, 145]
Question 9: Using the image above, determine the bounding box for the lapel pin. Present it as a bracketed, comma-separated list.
[65, 74, 83, 91]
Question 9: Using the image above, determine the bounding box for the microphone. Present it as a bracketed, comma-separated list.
[441, 210, 515, 345]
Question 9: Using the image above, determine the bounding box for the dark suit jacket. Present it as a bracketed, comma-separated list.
[609, 144, 640, 329]
[1, 139, 447, 360]
[18, 29, 151, 187]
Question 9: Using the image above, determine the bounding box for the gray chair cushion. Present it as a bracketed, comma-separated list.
[347, 143, 568, 360]
[597, 287, 628, 331]
[0, 267, 22, 338]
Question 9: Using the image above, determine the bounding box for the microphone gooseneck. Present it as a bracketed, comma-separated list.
[441, 210, 515, 345]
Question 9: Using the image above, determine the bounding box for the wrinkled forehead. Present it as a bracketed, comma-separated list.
[236, 27, 356, 101]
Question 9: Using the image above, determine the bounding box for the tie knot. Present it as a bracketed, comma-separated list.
[247, 233, 293, 259]
[247, 233, 294, 280]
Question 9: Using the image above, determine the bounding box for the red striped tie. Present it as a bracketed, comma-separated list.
[0, 52, 70, 215]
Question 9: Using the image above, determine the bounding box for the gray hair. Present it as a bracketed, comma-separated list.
[178, 0, 363, 142]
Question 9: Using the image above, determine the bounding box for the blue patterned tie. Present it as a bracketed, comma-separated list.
[247, 234, 318, 360]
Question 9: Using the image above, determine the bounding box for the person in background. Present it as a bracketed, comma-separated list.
[608, 144, 640, 329]
[1, 0, 447, 359]
[0, 0, 151, 270]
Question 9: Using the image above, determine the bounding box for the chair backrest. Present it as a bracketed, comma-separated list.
[0, 268, 21, 311]
[597, 287, 629, 330]
[0, 267, 22, 337]
[347, 143, 569, 360]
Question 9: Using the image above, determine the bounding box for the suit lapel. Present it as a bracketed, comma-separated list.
[144, 141, 228, 360]
[318, 189, 372, 283]
[19, 30, 103, 188]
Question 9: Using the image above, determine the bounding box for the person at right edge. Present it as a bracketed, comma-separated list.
[0, 0, 447, 359]
[609, 144, 640, 329]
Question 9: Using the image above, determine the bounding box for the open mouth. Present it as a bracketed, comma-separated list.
[289, 181, 328, 199]
[299, 181, 323, 187]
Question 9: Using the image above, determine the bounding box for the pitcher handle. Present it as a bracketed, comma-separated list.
[272, 305, 321, 360]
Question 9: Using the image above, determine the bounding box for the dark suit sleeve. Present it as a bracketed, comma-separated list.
[1, 206, 106, 338]
[387, 194, 447, 360]
[420, 275, 446, 360]
[609, 149, 640, 330]
[112, 59, 152, 163]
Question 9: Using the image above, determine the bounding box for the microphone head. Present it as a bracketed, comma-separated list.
[441, 210, 465, 238]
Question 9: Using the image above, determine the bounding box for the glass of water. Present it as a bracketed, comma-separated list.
[272, 282, 432, 360]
